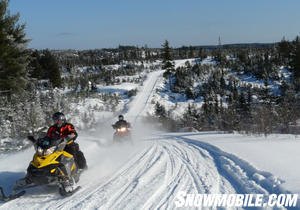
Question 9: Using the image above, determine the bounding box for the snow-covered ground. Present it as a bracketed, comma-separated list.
[0, 60, 300, 209]
[193, 133, 300, 194]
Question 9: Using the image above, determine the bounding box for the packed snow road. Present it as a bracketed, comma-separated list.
[0, 135, 286, 209]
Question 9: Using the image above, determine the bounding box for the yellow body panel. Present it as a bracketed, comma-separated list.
[31, 151, 74, 169]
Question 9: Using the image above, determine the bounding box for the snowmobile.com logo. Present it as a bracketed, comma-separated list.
[175, 191, 299, 208]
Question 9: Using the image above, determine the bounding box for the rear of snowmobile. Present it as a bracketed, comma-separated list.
[0, 137, 81, 202]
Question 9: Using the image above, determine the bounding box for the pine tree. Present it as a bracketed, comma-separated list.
[182, 103, 199, 128]
[246, 85, 252, 106]
[28, 50, 43, 79]
[233, 82, 239, 101]
[290, 36, 300, 91]
[185, 87, 194, 99]
[277, 37, 291, 65]
[40, 50, 62, 88]
[155, 102, 167, 123]
[0, 0, 29, 95]
[238, 91, 247, 112]
[161, 40, 174, 78]
[188, 46, 194, 58]
[280, 80, 289, 97]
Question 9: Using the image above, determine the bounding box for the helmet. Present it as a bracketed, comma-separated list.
[118, 115, 124, 121]
[52, 112, 66, 127]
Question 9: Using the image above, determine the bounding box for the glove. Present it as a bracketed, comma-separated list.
[65, 134, 76, 142]
[27, 136, 36, 143]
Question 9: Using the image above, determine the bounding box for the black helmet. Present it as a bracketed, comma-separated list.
[118, 115, 124, 120]
[52, 112, 66, 127]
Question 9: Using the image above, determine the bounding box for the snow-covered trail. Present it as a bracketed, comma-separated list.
[124, 70, 163, 124]
[69, 139, 236, 210]
[0, 69, 291, 209]
[0, 135, 286, 210]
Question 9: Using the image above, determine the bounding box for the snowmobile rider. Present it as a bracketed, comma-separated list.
[112, 115, 131, 129]
[47, 112, 87, 170]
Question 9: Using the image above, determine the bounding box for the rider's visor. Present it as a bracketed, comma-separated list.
[54, 119, 63, 124]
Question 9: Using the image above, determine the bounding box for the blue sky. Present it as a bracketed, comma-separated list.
[8, 0, 300, 50]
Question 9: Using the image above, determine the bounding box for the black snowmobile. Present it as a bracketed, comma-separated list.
[112, 124, 132, 143]
[0, 136, 81, 202]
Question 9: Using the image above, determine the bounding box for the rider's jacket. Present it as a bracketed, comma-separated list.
[113, 120, 131, 129]
[47, 123, 78, 143]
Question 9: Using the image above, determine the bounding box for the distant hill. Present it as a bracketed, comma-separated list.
[183, 43, 277, 50]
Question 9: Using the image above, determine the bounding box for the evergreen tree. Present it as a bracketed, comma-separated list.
[290, 36, 300, 91]
[220, 74, 226, 96]
[232, 82, 239, 101]
[280, 80, 289, 97]
[238, 91, 247, 112]
[182, 103, 199, 128]
[28, 50, 43, 79]
[0, 0, 29, 95]
[199, 48, 207, 59]
[277, 37, 291, 65]
[185, 87, 194, 99]
[188, 46, 194, 58]
[155, 102, 167, 121]
[246, 85, 252, 106]
[161, 40, 174, 78]
[40, 50, 62, 88]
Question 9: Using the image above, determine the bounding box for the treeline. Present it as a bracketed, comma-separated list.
[155, 38, 300, 135]
[51, 44, 210, 69]
[51, 43, 277, 71]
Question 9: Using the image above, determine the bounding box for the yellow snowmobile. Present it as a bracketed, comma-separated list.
[0, 136, 81, 202]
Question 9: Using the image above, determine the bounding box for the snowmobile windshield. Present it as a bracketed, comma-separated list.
[37, 136, 61, 149]
[37, 139, 51, 149]
[37, 145, 56, 156]
[36, 138, 58, 156]
[37, 138, 53, 149]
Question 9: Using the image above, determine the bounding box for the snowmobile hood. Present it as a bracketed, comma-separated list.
[32, 151, 73, 168]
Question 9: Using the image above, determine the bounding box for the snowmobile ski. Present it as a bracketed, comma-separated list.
[0, 187, 26, 202]
[59, 186, 81, 197]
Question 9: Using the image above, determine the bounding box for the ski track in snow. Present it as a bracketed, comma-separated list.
[0, 68, 292, 210]
[1, 137, 287, 210]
